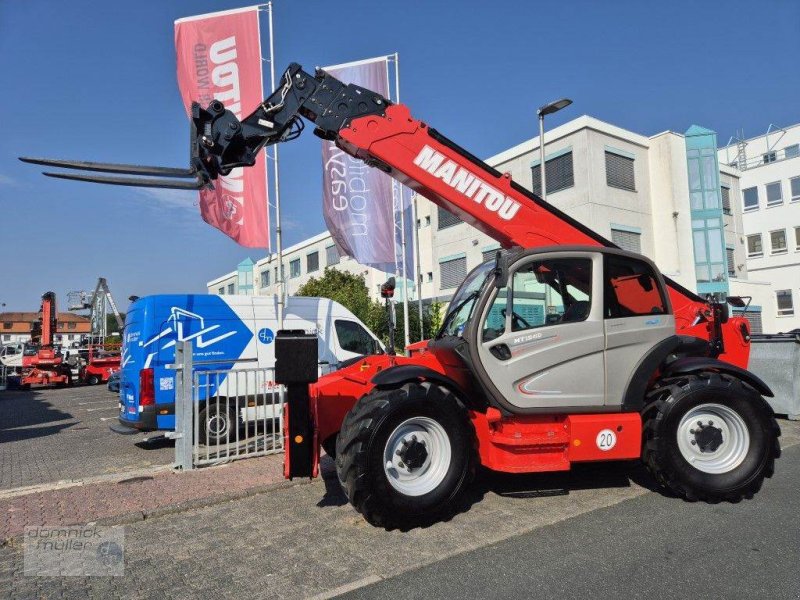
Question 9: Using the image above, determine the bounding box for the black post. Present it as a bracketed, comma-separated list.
[381, 277, 396, 356]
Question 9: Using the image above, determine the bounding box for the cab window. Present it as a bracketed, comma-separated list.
[335, 320, 375, 355]
[604, 254, 667, 318]
[484, 258, 592, 337]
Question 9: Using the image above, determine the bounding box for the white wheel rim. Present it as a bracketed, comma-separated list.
[383, 416, 452, 497]
[677, 403, 750, 474]
[207, 413, 229, 439]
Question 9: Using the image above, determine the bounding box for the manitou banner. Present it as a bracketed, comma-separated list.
[175, 6, 270, 248]
[321, 57, 398, 271]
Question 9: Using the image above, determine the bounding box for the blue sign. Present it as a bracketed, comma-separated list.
[258, 327, 275, 344]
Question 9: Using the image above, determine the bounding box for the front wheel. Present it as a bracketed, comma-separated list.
[335, 382, 476, 528]
[642, 373, 781, 502]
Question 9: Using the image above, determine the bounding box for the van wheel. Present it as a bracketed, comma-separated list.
[642, 373, 780, 502]
[199, 402, 239, 445]
[335, 382, 476, 528]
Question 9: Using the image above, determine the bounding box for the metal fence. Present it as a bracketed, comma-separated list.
[171, 340, 285, 470]
[0, 364, 7, 391]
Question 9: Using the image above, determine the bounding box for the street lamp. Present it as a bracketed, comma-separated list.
[537, 98, 573, 202]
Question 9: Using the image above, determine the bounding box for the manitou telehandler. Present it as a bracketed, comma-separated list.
[22, 62, 780, 527]
[21, 292, 72, 388]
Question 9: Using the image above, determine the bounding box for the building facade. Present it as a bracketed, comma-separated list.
[0, 312, 91, 346]
[209, 115, 767, 329]
[718, 124, 800, 333]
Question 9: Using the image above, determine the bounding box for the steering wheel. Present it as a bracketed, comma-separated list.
[501, 308, 532, 330]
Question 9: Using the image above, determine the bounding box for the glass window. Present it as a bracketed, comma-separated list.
[611, 229, 641, 254]
[326, 245, 340, 266]
[427, 272, 433, 282]
[289, 259, 301, 278]
[531, 151, 575, 196]
[335, 320, 376, 355]
[790, 177, 800, 201]
[726, 247, 736, 278]
[307, 251, 319, 273]
[260, 271, 270, 288]
[437, 205, 461, 230]
[763, 152, 776, 164]
[605, 254, 667, 318]
[770, 230, 787, 254]
[746, 234, 763, 258]
[227, 283, 235, 294]
[509, 258, 592, 331]
[795, 226, 800, 250]
[785, 144, 800, 159]
[481, 288, 508, 342]
[766, 182, 783, 205]
[776, 290, 794, 316]
[721, 186, 731, 214]
[605, 152, 636, 191]
[743, 187, 758, 210]
[440, 256, 467, 289]
[440, 261, 494, 338]
[218, 287, 224, 295]
[425, 216, 431, 226]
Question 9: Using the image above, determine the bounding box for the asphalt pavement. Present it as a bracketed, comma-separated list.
[346, 444, 800, 600]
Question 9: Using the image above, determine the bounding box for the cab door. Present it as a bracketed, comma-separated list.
[474, 251, 606, 411]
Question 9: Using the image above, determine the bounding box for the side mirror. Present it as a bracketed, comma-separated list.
[727, 296, 747, 308]
[493, 251, 508, 288]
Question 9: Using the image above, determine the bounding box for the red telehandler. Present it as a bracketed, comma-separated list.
[21, 292, 72, 388]
[22, 63, 780, 527]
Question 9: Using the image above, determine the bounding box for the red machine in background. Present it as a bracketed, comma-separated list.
[79, 343, 121, 385]
[21, 292, 71, 387]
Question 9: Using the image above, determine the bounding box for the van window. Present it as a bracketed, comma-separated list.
[604, 254, 667, 318]
[335, 320, 375, 355]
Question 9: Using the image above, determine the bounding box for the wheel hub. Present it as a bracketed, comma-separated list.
[692, 421, 724, 452]
[397, 436, 428, 469]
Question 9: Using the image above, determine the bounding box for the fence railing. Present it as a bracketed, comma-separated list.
[170, 340, 285, 470]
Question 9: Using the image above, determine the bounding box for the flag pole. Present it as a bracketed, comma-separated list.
[393, 53, 411, 353]
[267, 1, 284, 329]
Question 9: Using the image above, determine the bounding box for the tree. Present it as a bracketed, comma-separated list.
[298, 268, 444, 352]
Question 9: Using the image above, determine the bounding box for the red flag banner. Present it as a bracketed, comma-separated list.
[175, 6, 269, 248]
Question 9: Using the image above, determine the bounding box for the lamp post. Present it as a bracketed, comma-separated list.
[537, 98, 572, 202]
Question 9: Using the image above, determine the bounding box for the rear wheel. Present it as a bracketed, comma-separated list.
[87, 374, 100, 386]
[335, 382, 476, 528]
[642, 372, 780, 502]
[199, 402, 239, 445]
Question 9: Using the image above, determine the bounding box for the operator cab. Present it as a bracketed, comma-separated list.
[434, 246, 675, 413]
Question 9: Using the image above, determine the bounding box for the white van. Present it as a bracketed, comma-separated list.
[115, 294, 382, 437]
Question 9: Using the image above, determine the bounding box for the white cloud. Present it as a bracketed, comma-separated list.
[136, 188, 198, 213]
[0, 174, 18, 186]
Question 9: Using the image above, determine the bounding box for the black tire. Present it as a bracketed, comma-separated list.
[642, 372, 781, 502]
[87, 375, 100, 386]
[321, 434, 338, 459]
[335, 382, 476, 528]
[199, 401, 239, 445]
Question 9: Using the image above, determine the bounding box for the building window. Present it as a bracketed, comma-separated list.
[763, 151, 776, 164]
[326, 245, 340, 266]
[260, 270, 270, 288]
[439, 256, 467, 289]
[427, 272, 433, 283]
[790, 177, 800, 202]
[2, 322, 11, 330]
[743, 187, 758, 211]
[605, 151, 636, 191]
[307, 251, 319, 273]
[610, 228, 641, 254]
[785, 144, 800, 159]
[692, 218, 726, 284]
[766, 182, 783, 206]
[437, 205, 461, 230]
[482, 248, 500, 263]
[227, 283, 235, 294]
[289, 259, 301, 279]
[218, 287, 224, 295]
[425, 216, 431, 227]
[721, 186, 732, 215]
[531, 151, 574, 196]
[770, 229, 787, 254]
[726, 247, 736, 278]
[746, 234, 763, 258]
[776, 290, 794, 316]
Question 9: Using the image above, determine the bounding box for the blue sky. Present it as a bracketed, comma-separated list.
[1, 0, 798, 312]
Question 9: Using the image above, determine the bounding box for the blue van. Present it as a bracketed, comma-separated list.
[114, 294, 381, 440]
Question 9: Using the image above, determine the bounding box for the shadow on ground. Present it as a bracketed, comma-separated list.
[0, 389, 76, 442]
